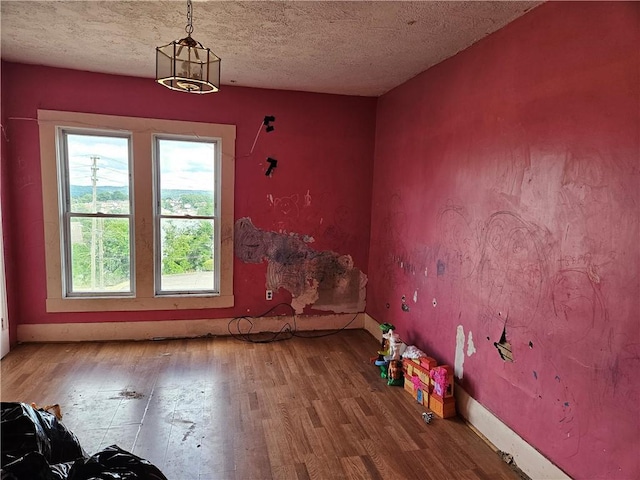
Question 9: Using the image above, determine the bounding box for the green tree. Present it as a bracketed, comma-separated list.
[162, 220, 213, 274]
[111, 190, 127, 201]
[102, 219, 130, 284]
[70, 217, 130, 289]
[196, 199, 214, 216]
[71, 241, 91, 288]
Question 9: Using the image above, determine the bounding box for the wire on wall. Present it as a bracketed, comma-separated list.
[227, 302, 360, 344]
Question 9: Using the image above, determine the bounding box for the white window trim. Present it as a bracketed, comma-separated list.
[39, 110, 235, 312]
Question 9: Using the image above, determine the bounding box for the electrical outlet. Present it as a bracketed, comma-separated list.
[266, 290, 273, 301]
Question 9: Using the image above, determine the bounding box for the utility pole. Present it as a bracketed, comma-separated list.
[90, 155, 99, 290]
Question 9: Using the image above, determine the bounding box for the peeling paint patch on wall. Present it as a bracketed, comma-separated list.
[455, 325, 465, 379]
[235, 217, 367, 313]
[467, 331, 477, 357]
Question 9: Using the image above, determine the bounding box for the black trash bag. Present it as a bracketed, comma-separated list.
[1, 402, 85, 465]
[1, 402, 52, 465]
[49, 461, 75, 480]
[0, 451, 74, 480]
[39, 409, 86, 464]
[66, 445, 167, 480]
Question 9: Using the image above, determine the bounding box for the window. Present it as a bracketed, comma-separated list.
[39, 110, 235, 312]
[60, 131, 133, 296]
[154, 137, 219, 295]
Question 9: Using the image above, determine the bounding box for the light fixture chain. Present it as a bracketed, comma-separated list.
[185, 0, 194, 36]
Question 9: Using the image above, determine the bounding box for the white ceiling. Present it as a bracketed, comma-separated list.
[1, 1, 541, 97]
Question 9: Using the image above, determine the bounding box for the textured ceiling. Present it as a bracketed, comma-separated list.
[1, 1, 541, 96]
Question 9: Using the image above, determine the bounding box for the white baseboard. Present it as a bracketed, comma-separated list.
[456, 387, 571, 479]
[17, 313, 364, 343]
[363, 312, 383, 341]
[363, 314, 571, 480]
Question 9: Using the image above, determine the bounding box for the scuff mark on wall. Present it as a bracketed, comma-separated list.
[437, 259, 446, 276]
[455, 325, 465, 379]
[235, 217, 367, 314]
[437, 204, 478, 279]
[273, 194, 300, 232]
[323, 205, 355, 248]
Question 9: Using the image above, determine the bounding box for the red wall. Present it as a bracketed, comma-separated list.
[0, 62, 376, 333]
[367, 2, 639, 479]
[1, 62, 17, 346]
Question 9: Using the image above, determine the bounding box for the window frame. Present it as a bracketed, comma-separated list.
[39, 110, 235, 312]
[58, 128, 135, 297]
[152, 134, 221, 296]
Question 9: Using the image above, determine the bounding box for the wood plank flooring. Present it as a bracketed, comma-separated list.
[1, 329, 519, 480]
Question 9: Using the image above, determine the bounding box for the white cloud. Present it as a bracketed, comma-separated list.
[158, 139, 214, 191]
[67, 134, 215, 191]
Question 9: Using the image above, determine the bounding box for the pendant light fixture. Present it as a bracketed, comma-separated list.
[156, 0, 220, 93]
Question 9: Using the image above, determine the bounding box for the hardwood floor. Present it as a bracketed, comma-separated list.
[1, 329, 520, 479]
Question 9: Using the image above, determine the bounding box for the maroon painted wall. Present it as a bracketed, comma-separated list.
[1, 62, 376, 330]
[367, 2, 639, 479]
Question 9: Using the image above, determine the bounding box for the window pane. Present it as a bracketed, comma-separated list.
[160, 218, 214, 292]
[158, 139, 215, 216]
[69, 217, 131, 293]
[66, 134, 130, 214]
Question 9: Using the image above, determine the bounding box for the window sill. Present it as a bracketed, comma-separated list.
[46, 295, 234, 313]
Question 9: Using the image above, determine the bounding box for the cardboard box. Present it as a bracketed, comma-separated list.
[429, 394, 456, 418]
